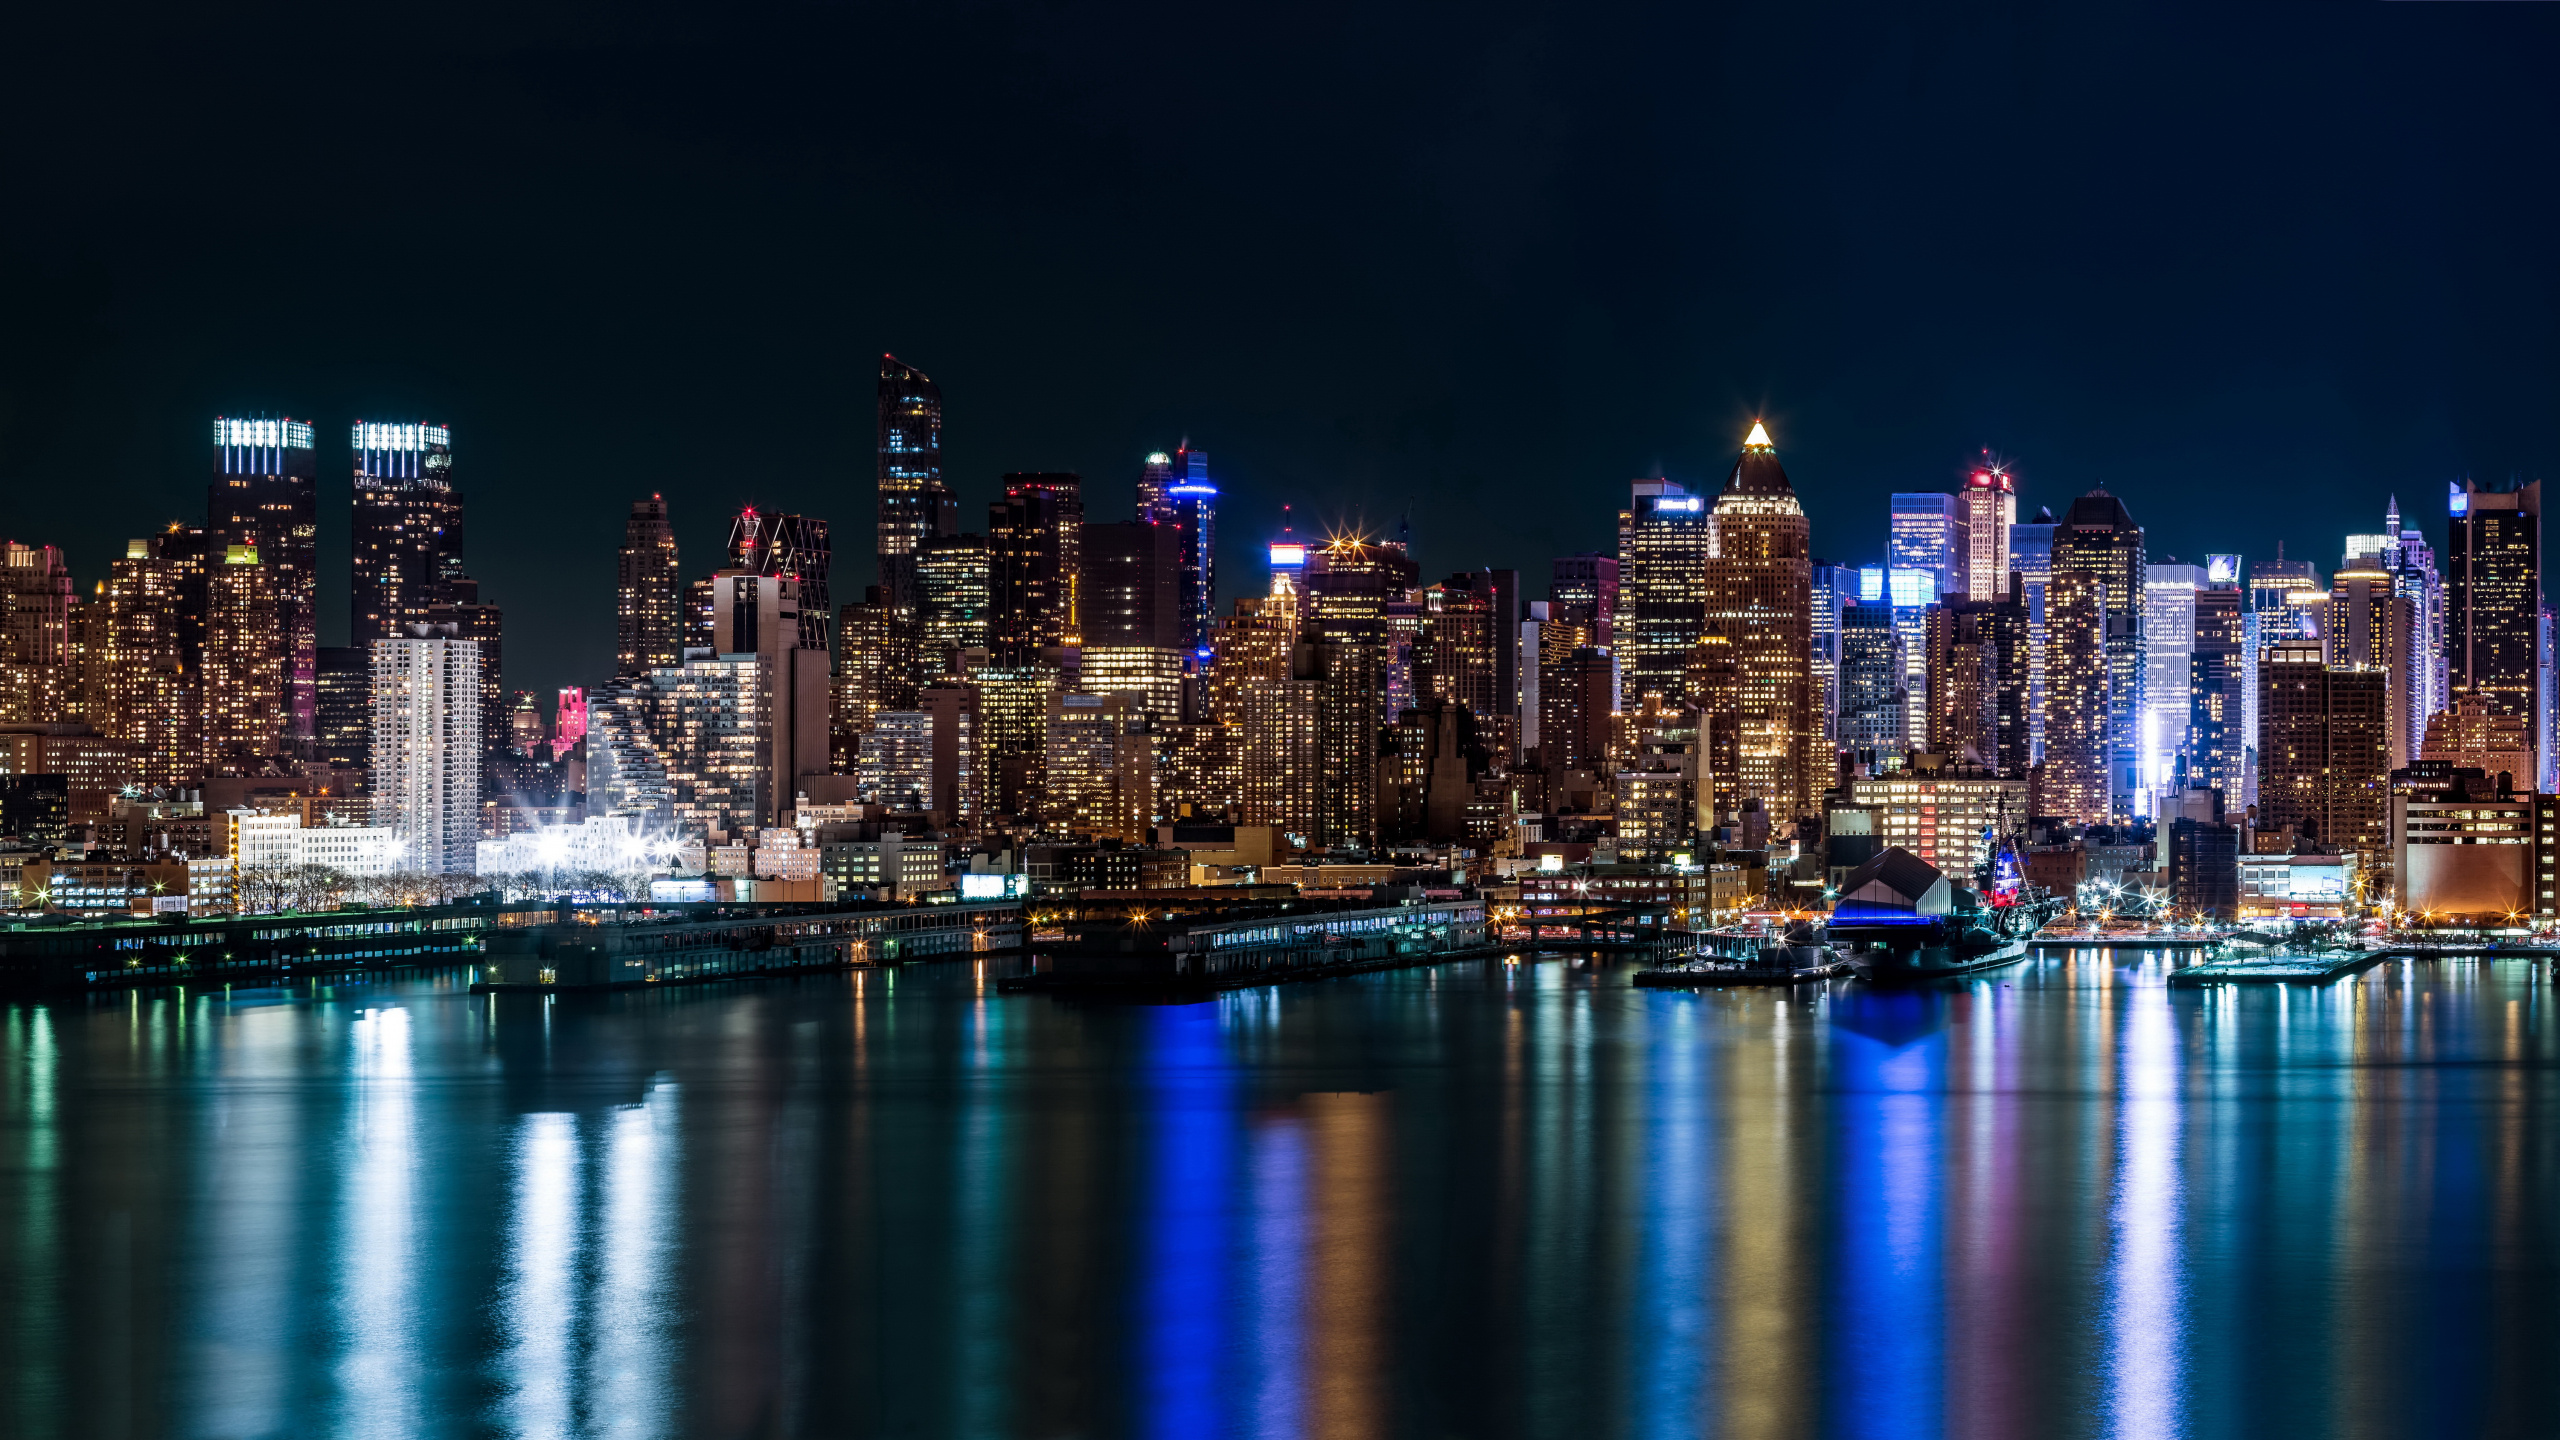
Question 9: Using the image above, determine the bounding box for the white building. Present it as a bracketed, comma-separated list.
[2144, 561, 2204, 812]
[373, 626, 483, 875]
[227, 809, 403, 877]
[473, 813, 666, 877]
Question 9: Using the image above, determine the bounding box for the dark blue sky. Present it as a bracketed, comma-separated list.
[4, 1, 2556, 700]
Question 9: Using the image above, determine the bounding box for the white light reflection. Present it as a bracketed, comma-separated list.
[2106, 984, 2186, 1438]
[587, 1086, 678, 1437]
[335, 1007, 419, 1438]
[497, 1112, 583, 1438]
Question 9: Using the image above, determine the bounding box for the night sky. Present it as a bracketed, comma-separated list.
[6, 2, 2559, 702]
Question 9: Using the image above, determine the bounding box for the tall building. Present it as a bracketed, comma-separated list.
[211, 418, 318, 742]
[916, 534, 994, 663]
[1619, 479, 1712, 705]
[729, 509, 833, 651]
[2327, 552, 2417, 770]
[2243, 551, 2323, 779]
[1837, 602, 1906, 768]
[709, 570, 832, 829]
[1138, 445, 1220, 657]
[422, 591, 505, 767]
[314, 646, 372, 774]
[2144, 561, 2205, 805]
[1924, 592, 2030, 776]
[1550, 553, 1619, 647]
[919, 679, 984, 827]
[2256, 639, 2389, 859]
[2448, 479, 2541, 776]
[856, 710, 933, 811]
[2185, 584, 2246, 806]
[371, 625, 483, 874]
[990, 473, 1084, 663]
[349, 422, 461, 657]
[876, 355, 954, 675]
[651, 654, 768, 840]
[2045, 491, 2145, 823]
[202, 543, 284, 776]
[617, 495, 682, 675]
[2006, 506, 2058, 761]
[1415, 572, 1509, 757]
[832, 588, 896, 769]
[2382, 495, 2449, 762]
[0, 541, 76, 726]
[98, 536, 192, 786]
[1300, 538, 1418, 850]
[1693, 422, 1815, 824]
[1044, 691, 1152, 843]
[1081, 520, 1186, 721]
[1888, 492, 1958, 597]
[1808, 562, 1854, 755]
[1953, 461, 2018, 602]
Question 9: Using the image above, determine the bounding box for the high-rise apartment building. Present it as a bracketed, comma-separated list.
[2257, 640, 2389, 858]
[2448, 479, 2541, 774]
[2006, 506, 2058, 761]
[1837, 602, 1906, 767]
[1619, 479, 1712, 705]
[2327, 553, 2417, 770]
[371, 626, 483, 874]
[709, 570, 831, 830]
[832, 588, 899, 766]
[1300, 538, 1418, 850]
[211, 418, 318, 742]
[2047, 490, 2146, 820]
[98, 536, 192, 786]
[1694, 422, 1815, 824]
[1044, 691, 1152, 843]
[2185, 584, 2246, 806]
[2144, 561, 2205, 804]
[349, 423, 461, 658]
[617, 495, 682, 675]
[990, 473, 1084, 663]
[422, 591, 505, 767]
[1808, 562, 1854, 755]
[202, 543, 284, 776]
[1080, 521, 1185, 721]
[1924, 592, 2030, 776]
[0, 542, 75, 726]
[1138, 445, 1220, 657]
[916, 534, 993, 663]
[1953, 462, 2018, 602]
[1889, 492, 1958, 598]
[877, 356, 954, 673]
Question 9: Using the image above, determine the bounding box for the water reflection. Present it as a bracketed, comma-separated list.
[4, 955, 2560, 1435]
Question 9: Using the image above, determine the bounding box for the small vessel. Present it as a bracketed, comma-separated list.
[1825, 846, 2062, 985]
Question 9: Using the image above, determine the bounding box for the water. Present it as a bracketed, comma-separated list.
[1, 949, 2554, 1438]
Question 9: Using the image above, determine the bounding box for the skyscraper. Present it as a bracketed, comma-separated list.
[2383, 495, 2449, 762]
[1301, 537, 1418, 850]
[709, 570, 832, 829]
[2448, 479, 2541, 767]
[1925, 590, 2030, 775]
[1549, 553, 1619, 647]
[212, 417, 318, 742]
[916, 534, 994, 663]
[0, 541, 75, 726]
[314, 646, 372, 775]
[2257, 639, 2389, 858]
[2144, 560, 2205, 806]
[1139, 445, 1220, 658]
[2006, 506, 2058, 761]
[989, 473, 1084, 663]
[617, 495, 682, 676]
[349, 422, 462, 656]
[1953, 461, 2018, 602]
[2327, 552, 2416, 770]
[729, 509, 833, 651]
[371, 625, 483, 874]
[877, 355, 954, 677]
[1618, 479, 1711, 705]
[2186, 583, 2246, 806]
[1889, 492, 1958, 597]
[99, 536, 192, 786]
[1695, 422, 1815, 823]
[2045, 490, 2145, 822]
[202, 543, 284, 776]
[1837, 602, 1906, 769]
[1080, 520, 1186, 721]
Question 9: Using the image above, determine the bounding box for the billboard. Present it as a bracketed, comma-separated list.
[1268, 543, 1306, 568]
[2205, 554, 2240, 584]
[649, 878, 716, 903]
[959, 873, 1027, 900]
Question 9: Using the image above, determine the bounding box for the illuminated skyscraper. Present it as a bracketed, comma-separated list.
[1619, 479, 1711, 705]
[2327, 552, 2416, 770]
[2382, 495, 2449, 761]
[1302, 538, 1418, 850]
[2448, 478, 2541, 759]
[1695, 422, 1815, 823]
[2257, 639, 2388, 858]
[2006, 506, 2058, 761]
[1836, 602, 1906, 766]
[1889, 492, 1957, 598]
[2045, 490, 2145, 822]
[877, 355, 955, 673]
[1139, 445, 1220, 657]
[728, 509, 833, 651]
[202, 543, 284, 776]
[1044, 691, 1152, 842]
[616, 495, 682, 675]
[99, 536, 192, 786]
[916, 534, 994, 664]
[212, 417, 318, 741]
[990, 473, 1083, 663]
[0, 541, 75, 726]
[709, 569, 832, 829]
[314, 646, 372, 774]
[2186, 583, 2246, 805]
[1080, 520, 1185, 722]
[371, 625, 483, 874]
[1550, 553, 1618, 647]
[2144, 561, 2205, 805]
[1953, 461, 2018, 602]
[832, 588, 896, 768]
[1415, 572, 1507, 755]
[349, 423, 460, 659]
[1924, 591, 2030, 776]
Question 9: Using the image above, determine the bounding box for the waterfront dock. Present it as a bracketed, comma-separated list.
[1633, 956, 1855, 988]
[2166, 953, 2388, 987]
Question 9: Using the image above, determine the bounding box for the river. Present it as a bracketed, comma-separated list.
[0, 948, 2551, 1437]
